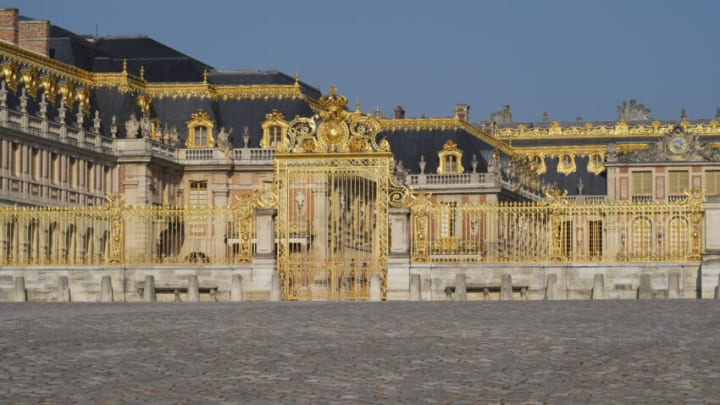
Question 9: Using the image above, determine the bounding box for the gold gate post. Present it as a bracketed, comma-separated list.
[546, 190, 568, 262]
[409, 191, 433, 263]
[105, 194, 126, 264]
[687, 189, 705, 261]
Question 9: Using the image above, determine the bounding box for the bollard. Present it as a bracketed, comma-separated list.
[187, 275, 199, 302]
[591, 274, 605, 300]
[100, 275, 113, 303]
[500, 274, 512, 301]
[667, 272, 680, 299]
[269, 272, 281, 302]
[545, 274, 558, 300]
[58, 276, 70, 303]
[454, 273, 467, 302]
[409, 274, 421, 301]
[483, 287, 490, 301]
[14, 277, 27, 302]
[369, 274, 382, 301]
[638, 273, 653, 299]
[230, 274, 244, 302]
[144, 275, 156, 302]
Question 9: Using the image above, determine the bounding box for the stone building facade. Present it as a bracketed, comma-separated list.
[0, 7, 719, 301]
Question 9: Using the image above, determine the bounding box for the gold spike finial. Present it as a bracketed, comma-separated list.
[355, 100, 361, 112]
[139, 65, 144, 80]
[122, 59, 127, 73]
[294, 72, 299, 85]
[203, 69, 208, 84]
[329, 85, 337, 96]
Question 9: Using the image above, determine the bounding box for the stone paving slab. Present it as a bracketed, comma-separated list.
[0, 301, 719, 403]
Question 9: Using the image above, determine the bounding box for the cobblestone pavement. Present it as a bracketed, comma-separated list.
[1, 301, 719, 404]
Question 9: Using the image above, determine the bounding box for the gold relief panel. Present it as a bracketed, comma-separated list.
[529, 153, 547, 175]
[1, 60, 19, 91]
[39, 74, 57, 104]
[58, 81, 74, 109]
[557, 153, 576, 176]
[587, 152, 605, 175]
[185, 109, 215, 148]
[20, 67, 38, 99]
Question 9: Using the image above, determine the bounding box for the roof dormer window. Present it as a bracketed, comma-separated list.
[260, 109, 289, 149]
[185, 110, 215, 148]
[437, 140, 464, 174]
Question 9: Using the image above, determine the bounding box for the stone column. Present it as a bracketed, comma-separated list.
[409, 274, 421, 301]
[591, 274, 605, 300]
[545, 274, 557, 300]
[254, 209, 276, 258]
[143, 275, 156, 302]
[667, 272, 680, 299]
[14, 277, 27, 302]
[100, 275, 113, 302]
[500, 274, 512, 301]
[638, 273, 653, 299]
[230, 274, 244, 302]
[187, 275, 199, 302]
[454, 273, 467, 302]
[369, 274, 382, 302]
[269, 272, 281, 302]
[389, 207, 410, 255]
[58, 276, 70, 302]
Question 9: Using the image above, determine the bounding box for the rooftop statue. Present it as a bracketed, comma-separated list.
[617, 98, 651, 121]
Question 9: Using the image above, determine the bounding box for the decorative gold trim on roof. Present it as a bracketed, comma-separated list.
[378, 118, 514, 155]
[495, 119, 720, 140]
[0, 41, 306, 103]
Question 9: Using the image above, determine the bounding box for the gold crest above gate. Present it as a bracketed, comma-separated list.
[276, 86, 388, 154]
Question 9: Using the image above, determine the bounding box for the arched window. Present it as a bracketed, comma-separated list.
[437, 140, 463, 174]
[185, 110, 215, 148]
[667, 216, 689, 258]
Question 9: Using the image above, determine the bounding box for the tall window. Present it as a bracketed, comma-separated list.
[269, 126, 283, 147]
[69, 158, 77, 187]
[443, 156, 458, 174]
[11, 142, 19, 176]
[189, 181, 208, 207]
[440, 202, 457, 238]
[668, 170, 688, 196]
[589, 220, 602, 258]
[194, 126, 208, 146]
[631, 171, 652, 201]
[31, 148, 39, 181]
[705, 170, 720, 195]
[50, 153, 58, 184]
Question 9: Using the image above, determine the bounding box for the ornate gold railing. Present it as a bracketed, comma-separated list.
[410, 191, 704, 263]
[0, 196, 255, 266]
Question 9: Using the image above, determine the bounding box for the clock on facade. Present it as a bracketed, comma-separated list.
[668, 136, 688, 155]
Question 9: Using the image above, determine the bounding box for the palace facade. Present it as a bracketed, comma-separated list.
[1, 8, 719, 302]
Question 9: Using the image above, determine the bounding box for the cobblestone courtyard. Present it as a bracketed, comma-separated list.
[1, 301, 719, 404]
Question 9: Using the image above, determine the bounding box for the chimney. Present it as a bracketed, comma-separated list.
[19, 19, 50, 56]
[394, 105, 405, 119]
[0, 8, 19, 45]
[454, 104, 470, 122]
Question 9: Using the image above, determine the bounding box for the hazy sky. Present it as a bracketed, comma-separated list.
[13, 0, 720, 122]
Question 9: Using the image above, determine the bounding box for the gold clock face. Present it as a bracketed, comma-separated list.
[669, 136, 688, 155]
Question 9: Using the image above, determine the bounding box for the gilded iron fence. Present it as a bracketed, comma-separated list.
[410, 192, 704, 263]
[0, 196, 255, 266]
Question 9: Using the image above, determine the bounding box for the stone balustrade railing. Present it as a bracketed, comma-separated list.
[0, 106, 113, 153]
